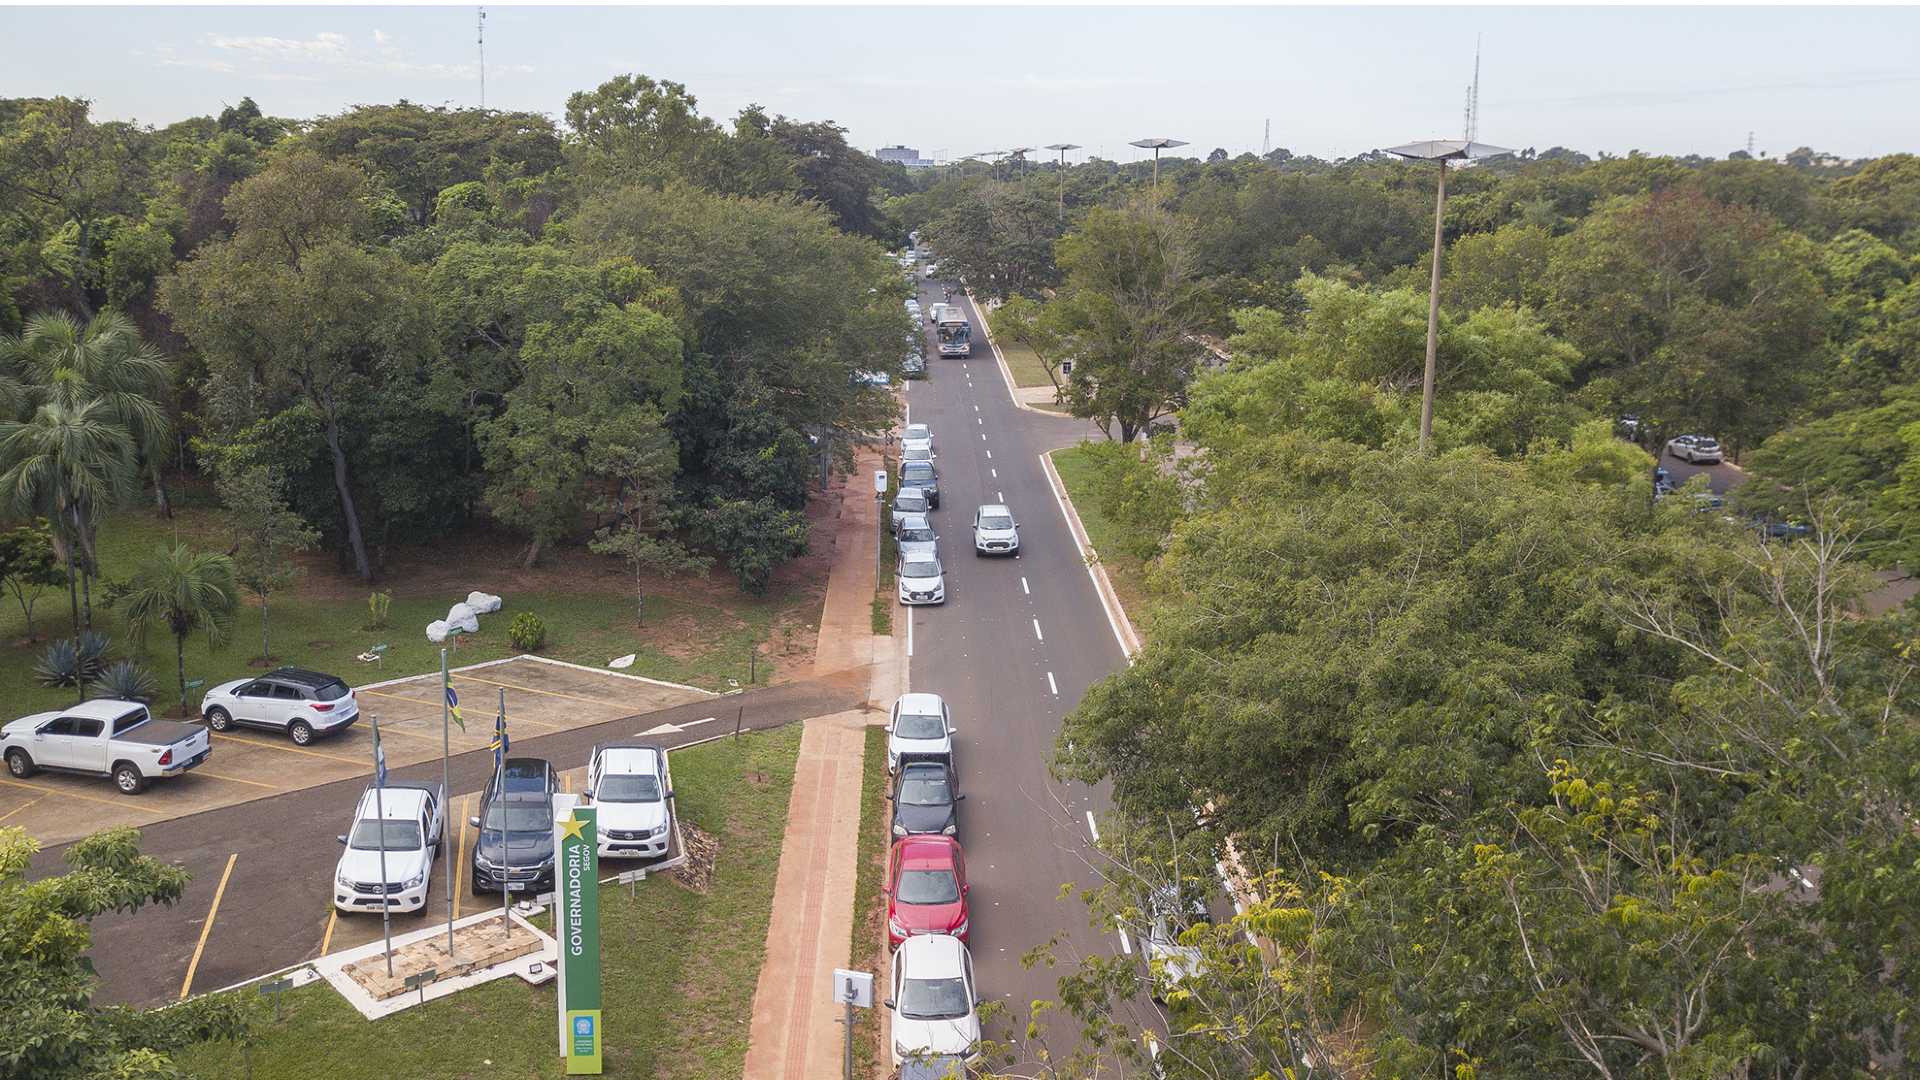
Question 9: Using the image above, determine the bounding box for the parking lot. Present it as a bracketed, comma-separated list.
[1, 656, 709, 848]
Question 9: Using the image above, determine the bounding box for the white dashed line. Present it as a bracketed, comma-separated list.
[1020, 577, 1029, 594]
[996, 491, 1003, 502]
[980, 433, 986, 441]
[1050, 672, 1060, 697]
[984, 450, 991, 459]
[991, 468, 997, 478]
[1084, 809, 1098, 839]
[974, 404, 980, 412]
[977, 417, 983, 425]
[1032, 618, 1044, 641]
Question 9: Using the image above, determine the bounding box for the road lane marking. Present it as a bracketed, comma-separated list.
[984, 450, 991, 459]
[320, 908, 338, 955]
[1021, 577, 1029, 594]
[1117, 929, 1133, 955]
[1032, 619, 1044, 642]
[1049, 672, 1059, 696]
[997, 491, 1003, 502]
[976, 417, 983, 425]
[980, 433, 986, 441]
[1085, 809, 1099, 840]
[210, 732, 367, 765]
[180, 852, 238, 999]
[991, 468, 997, 478]
[974, 404, 980, 412]
[0, 794, 45, 824]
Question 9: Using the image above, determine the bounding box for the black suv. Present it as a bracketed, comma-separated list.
[470, 757, 559, 896]
[901, 460, 940, 508]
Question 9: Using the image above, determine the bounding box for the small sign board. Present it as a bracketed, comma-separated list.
[831, 968, 874, 1009]
[259, 977, 294, 995]
[873, 469, 888, 494]
[616, 869, 646, 885]
[403, 970, 438, 991]
[536, 891, 556, 908]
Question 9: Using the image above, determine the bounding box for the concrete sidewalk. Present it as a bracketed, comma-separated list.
[744, 451, 906, 1080]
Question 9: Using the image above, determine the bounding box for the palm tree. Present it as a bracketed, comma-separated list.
[120, 544, 238, 717]
[0, 394, 137, 631]
[3, 311, 175, 515]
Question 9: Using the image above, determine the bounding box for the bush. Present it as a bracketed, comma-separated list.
[91, 660, 158, 704]
[34, 633, 111, 689]
[508, 611, 546, 652]
[364, 591, 392, 630]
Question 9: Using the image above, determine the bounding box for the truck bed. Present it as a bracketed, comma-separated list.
[117, 719, 206, 747]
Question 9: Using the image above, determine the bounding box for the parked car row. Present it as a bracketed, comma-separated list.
[882, 691, 981, 1069]
[332, 741, 676, 914]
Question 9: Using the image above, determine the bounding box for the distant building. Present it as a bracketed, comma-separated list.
[876, 144, 934, 169]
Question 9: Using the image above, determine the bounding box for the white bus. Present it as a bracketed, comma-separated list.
[935, 312, 972, 357]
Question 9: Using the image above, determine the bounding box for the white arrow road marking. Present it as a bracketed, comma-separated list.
[639, 723, 682, 735]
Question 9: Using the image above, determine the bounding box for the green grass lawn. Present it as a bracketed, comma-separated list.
[849, 724, 890, 1075]
[0, 508, 820, 716]
[175, 724, 803, 1080]
[1048, 446, 1154, 627]
[996, 340, 1055, 389]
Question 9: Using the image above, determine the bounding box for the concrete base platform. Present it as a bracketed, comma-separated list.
[317, 908, 557, 1020]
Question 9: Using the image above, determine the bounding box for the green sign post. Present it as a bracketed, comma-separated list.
[557, 806, 602, 1074]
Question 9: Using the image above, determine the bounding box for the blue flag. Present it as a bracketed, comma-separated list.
[489, 709, 509, 766]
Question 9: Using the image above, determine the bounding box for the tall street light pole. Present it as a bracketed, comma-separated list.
[1007, 147, 1036, 182]
[1385, 138, 1512, 453]
[1129, 137, 1187, 191]
[1045, 143, 1080, 219]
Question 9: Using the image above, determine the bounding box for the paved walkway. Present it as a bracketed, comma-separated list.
[745, 450, 905, 1080]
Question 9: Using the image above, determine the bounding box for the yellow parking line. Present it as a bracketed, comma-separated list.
[452, 794, 472, 919]
[180, 852, 238, 999]
[197, 770, 280, 791]
[210, 732, 367, 766]
[0, 775, 163, 812]
[451, 672, 631, 712]
[320, 908, 338, 955]
[0, 794, 46, 825]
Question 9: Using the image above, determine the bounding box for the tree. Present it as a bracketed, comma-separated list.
[0, 97, 146, 316]
[119, 544, 238, 717]
[161, 150, 431, 580]
[302, 101, 563, 227]
[689, 497, 810, 595]
[0, 825, 253, 1078]
[563, 74, 733, 193]
[0, 396, 137, 631]
[214, 463, 319, 664]
[0, 520, 61, 640]
[920, 183, 1063, 301]
[4, 310, 174, 514]
[1028, 199, 1207, 442]
[585, 406, 708, 621]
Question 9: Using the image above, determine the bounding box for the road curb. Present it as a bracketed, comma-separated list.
[969, 289, 1058, 416]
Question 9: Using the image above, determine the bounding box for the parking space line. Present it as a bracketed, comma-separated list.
[0, 774, 165, 812]
[180, 852, 238, 999]
[360, 686, 564, 731]
[450, 672, 631, 714]
[320, 908, 337, 955]
[453, 793, 473, 918]
[209, 732, 367, 765]
[0, 794, 45, 825]
[197, 769, 281, 791]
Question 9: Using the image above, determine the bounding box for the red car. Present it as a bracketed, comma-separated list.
[885, 835, 969, 949]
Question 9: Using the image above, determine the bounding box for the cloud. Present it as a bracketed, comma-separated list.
[373, 29, 390, 47]
[208, 31, 350, 62]
[163, 29, 512, 82]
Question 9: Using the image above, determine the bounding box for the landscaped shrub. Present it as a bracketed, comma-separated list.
[509, 611, 546, 652]
[364, 591, 392, 630]
[34, 633, 112, 689]
[91, 660, 158, 703]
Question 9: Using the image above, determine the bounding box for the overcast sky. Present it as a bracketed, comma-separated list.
[6, 5, 1919, 163]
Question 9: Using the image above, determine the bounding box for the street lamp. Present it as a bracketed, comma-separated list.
[1128, 137, 1187, 190]
[1385, 138, 1513, 453]
[1045, 143, 1080, 219]
[1007, 146, 1036, 181]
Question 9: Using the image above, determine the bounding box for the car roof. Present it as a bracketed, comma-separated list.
[902, 460, 935, 473]
[900, 760, 952, 781]
[894, 835, 962, 868]
[55, 699, 148, 721]
[896, 932, 967, 968]
[896, 488, 928, 500]
[900, 557, 942, 573]
[357, 785, 430, 817]
[265, 667, 345, 688]
[975, 503, 1011, 516]
[898, 514, 933, 531]
[594, 745, 662, 774]
[896, 692, 946, 715]
[501, 758, 554, 791]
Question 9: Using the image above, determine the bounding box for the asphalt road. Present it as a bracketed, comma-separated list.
[1656, 443, 1745, 495]
[904, 280, 1142, 1060]
[36, 669, 868, 1007]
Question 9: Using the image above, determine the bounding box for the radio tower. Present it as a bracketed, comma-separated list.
[477, 7, 487, 109]
[1463, 35, 1482, 142]
[1262, 118, 1270, 157]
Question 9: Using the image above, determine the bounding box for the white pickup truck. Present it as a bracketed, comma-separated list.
[333, 781, 446, 913]
[1, 699, 211, 795]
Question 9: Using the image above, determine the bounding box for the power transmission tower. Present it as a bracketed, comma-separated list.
[1464, 35, 1482, 142]
[477, 7, 487, 109]
[1262, 118, 1270, 157]
[1747, 131, 1756, 156]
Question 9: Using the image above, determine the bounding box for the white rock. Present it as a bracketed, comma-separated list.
[447, 602, 480, 634]
[426, 620, 450, 643]
[609, 654, 636, 670]
[466, 591, 503, 614]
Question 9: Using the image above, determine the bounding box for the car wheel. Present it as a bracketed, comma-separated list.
[206, 707, 232, 732]
[5, 749, 35, 779]
[289, 720, 314, 746]
[113, 763, 148, 795]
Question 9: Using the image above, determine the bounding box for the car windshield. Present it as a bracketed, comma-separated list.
[901, 560, 941, 579]
[483, 802, 552, 832]
[906, 425, 930, 440]
[314, 680, 350, 701]
[896, 495, 928, 512]
[978, 515, 1012, 530]
[903, 465, 934, 482]
[896, 712, 945, 740]
[596, 774, 662, 802]
[349, 819, 422, 851]
[900, 526, 935, 543]
[1698, 439, 1720, 448]
[898, 869, 960, 905]
[900, 975, 971, 1020]
[900, 774, 952, 806]
[937, 325, 969, 343]
[904, 446, 931, 461]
